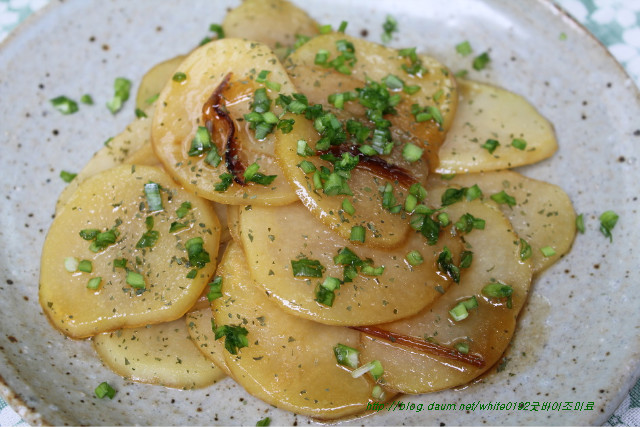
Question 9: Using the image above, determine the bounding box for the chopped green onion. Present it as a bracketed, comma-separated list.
[188, 126, 212, 157]
[438, 246, 460, 283]
[511, 138, 527, 150]
[172, 72, 187, 82]
[136, 229, 159, 249]
[296, 139, 315, 157]
[176, 201, 192, 219]
[186, 237, 211, 269]
[209, 23, 225, 39]
[472, 52, 490, 70]
[134, 108, 147, 118]
[406, 250, 424, 266]
[441, 187, 465, 206]
[113, 258, 127, 269]
[449, 302, 469, 321]
[481, 139, 500, 154]
[490, 190, 516, 207]
[80, 94, 94, 105]
[60, 170, 77, 183]
[459, 250, 473, 268]
[402, 142, 423, 162]
[314, 283, 335, 306]
[321, 277, 341, 291]
[319, 24, 332, 34]
[77, 260, 93, 273]
[409, 183, 427, 201]
[87, 277, 102, 290]
[297, 160, 316, 174]
[214, 173, 234, 192]
[465, 184, 483, 201]
[106, 77, 132, 114]
[454, 341, 470, 354]
[126, 271, 145, 289]
[454, 213, 485, 233]
[50, 96, 78, 115]
[381, 15, 397, 43]
[214, 324, 249, 355]
[404, 194, 417, 212]
[462, 296, 478, 310]
[342, 199, 355, 216]
[186, 269, 198, 279]
[351, 360, 384, 380]
[350, 225, 366, 243]
[420, 215, 440, 245]
[360, 264, 384, 276]
[482, 282, 513, 309]
[64, 257, 79, 272]
[169, 222, 188, 233]
[334, 343, 359, 368]
[256, 417, 271, 427]
[145, 93, 159, 104]
[144, 182, 163, 212]
[599, 210, 619, 241]
[404, 85, 420, 95]
[382, 74, 404, 89]
[291, 258, 325, 278]
[315, 49, 330, 65]
[437, 212, 450, 226]
[540, 246, 556, 257]
[519, 238, 532, 261]
[333, 247, 362, 266]
[207, 276, 223, 301]
[576, 213, 585, 234]
[95, 382, 116, 399]
[455, 41, 472, 56]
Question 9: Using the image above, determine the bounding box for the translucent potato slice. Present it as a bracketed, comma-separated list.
[359, 195, 532, 393]
[135, 55, 186, 110]
[93, 317, 225, 389]
[287, 33, 458, 166]
[40, 165, 220, 338]
[214, 242, 380, 419]
[151, 38, 300, 206]
[56, 114, 153, 213]
[437, 171, 576, 274]
[239, 202, 462, 326]
[223, 0, 319, 53]
[437, 79, 557, 174]
[185, 308, 233, 377]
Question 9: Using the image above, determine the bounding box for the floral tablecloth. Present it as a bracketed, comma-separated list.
[1, 0, 639, 426]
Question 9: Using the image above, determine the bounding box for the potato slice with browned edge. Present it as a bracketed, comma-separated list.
[40, 165, 220, 338]
[435, 171, 576, 274]
[437, 79, 557, 174]
[287, 33, 457, 166]
[93, 317, 225, 389]
[223, 0, 319, 55]
[275, 33, 457, 248]
[239, 202, 462, 326]
[151, 38, 299, 206]
[56, 114, 153, 213]
[185, 308, 233, 377]
[359, 194, 532, 394]
[213, 242, 386, 419]
[136, 55, 186, 111]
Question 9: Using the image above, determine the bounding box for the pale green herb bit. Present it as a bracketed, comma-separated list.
[106, 77, 132, 114]
[455, 41, 472, 56]
[599, 210, 619, 242]
[50, 96, 79, 115]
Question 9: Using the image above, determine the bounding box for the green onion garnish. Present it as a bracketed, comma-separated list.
[77, 260, 93, 273]
[172, 72, 187, 82]
[599, 210, 619, 241]
[455, 41, 472, 56]
[256, 417, 271, 427]
[472, 52, 490, 70]
[95, 382, 116, 399]
[540, 246, 556, 257]
[519, 238, 532, 261]
[186, 237, 210, 269]
[460, 250, 473, 269]
[214, 173, 234, 192]
[207, 276, 223, 301]
[350, 225, 366, 243]
[438, 246, 460, 283]
[511, 138, 527, 150]
[64, 257, 79, 272]
[144, 182, 163, 212]
[106, 77, 132, 114]
[405, 250, 424, 266]
[214, 324, 249, 355]
[576, 213, 585, 234]
[402, 142, 423, 162]
[297, 160, 316, 174]
[454, 341, 470, 354]
[126, 271, 145, 289]
[482, 282, 513, 308]
[481, 139, 500, 154]
[50, 96, 78, 115]
[188, 126, 212, 157]
[490, 190, 516, 207]
[342, 199, 355, 216]
[449, 302, 469, 321]
[334, 343, 359, 368]
[60, 170, 77, 183]
[176, 201, 192, 219]
[381, 15, 397, 43]
[351, 360, 383, 380]
[291, 258, 325, 278]
[87, 277, 102, 290]
[80, 94, 94, 105]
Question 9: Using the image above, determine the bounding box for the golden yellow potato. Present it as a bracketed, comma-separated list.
[185, 308, 233, 377]
[40, 165, 220, 338]
[136, 55, 186, 110]
[93, 317, 225, 389]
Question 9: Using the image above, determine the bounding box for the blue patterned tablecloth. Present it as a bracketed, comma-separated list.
[0, 0, 639, 426]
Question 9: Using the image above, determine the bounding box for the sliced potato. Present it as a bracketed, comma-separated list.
[239, 202, 462, 326]
[227, 205, 241, 243]
[136, 55, 186, 110]
[56, 114, 153, 213]
[287, 33, 458, 166]
[275, 33, 458, 247]
[437, 79, 557, 174]
[359, 193, 532, 393]
[185, 308, 233, 377]
[40, 165, 220, 338]
[151, 38, 300, 206]
[93, 317, 225, 389]
[223, 0, 319, 53]
[214, 242, 383, 419]
[435, 171, 576, 274]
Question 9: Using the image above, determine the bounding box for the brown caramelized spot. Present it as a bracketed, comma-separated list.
[353, 325, 485, 368]
[203, 73, 247, 185]
[318, 145, 417, 188]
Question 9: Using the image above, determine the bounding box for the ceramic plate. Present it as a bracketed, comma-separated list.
[1, 0, 639, 425]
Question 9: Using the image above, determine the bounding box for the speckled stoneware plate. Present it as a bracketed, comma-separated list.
[1, 0, 639, 425]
